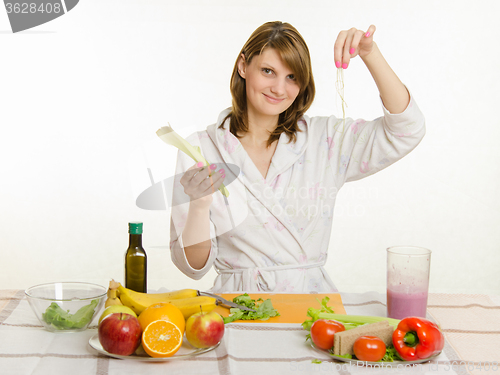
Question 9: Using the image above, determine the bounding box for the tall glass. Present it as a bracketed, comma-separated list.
[387, 246, 431, 319]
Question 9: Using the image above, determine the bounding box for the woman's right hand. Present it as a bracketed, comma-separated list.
[180, 162, 226, 207]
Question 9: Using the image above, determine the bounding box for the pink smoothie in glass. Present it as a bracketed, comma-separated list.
[387, 289, 428, 319]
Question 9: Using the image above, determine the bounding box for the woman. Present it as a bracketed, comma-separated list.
[169, 21, 425, 293]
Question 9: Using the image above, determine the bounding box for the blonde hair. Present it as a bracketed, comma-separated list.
[220, 21, 315, 147]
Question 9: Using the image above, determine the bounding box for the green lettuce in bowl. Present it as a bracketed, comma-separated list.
[25, 282, 106, 332]
[43, 299, 99, 330]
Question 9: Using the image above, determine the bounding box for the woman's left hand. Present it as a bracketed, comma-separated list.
[334, 25, 376, 69]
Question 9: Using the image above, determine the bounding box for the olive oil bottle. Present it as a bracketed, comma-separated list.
[125, 222, 147, 293]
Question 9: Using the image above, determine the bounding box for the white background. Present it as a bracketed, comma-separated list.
[1, 0, 498, 295]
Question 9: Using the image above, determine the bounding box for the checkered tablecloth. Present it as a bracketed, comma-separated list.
[1, 290, 498, 375]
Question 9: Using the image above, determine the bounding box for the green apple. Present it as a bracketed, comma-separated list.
[99, 305, 137, 324]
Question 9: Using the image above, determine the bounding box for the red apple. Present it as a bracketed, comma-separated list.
[185, 310, 225, 348]
[98, 313, 142, 356]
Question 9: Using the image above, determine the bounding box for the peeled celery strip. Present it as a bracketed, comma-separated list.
[156, 124, 229, 197]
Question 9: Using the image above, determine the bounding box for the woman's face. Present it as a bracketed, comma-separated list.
[238, 48, 300, 122]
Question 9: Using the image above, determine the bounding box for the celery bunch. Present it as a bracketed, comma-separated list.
[156, 124, 229, 197]
[301, 296, 400, 331]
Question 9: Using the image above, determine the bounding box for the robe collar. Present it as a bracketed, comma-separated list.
[206, 108, 310, 252]
[206, 108, 309, 186]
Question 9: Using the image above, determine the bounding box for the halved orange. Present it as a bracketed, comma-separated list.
[138, 302, 185, 333]
[142, 320, 183, 358]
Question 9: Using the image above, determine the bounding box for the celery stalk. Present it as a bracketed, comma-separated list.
[302, 309, 400, 331]
[301, 297, 401, 331]
[156, 124, 229, 197]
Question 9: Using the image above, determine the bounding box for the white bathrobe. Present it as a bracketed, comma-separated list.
[170, 93, 425, 293]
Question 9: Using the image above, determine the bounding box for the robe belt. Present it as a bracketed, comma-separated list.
[215, 261, 326, 292]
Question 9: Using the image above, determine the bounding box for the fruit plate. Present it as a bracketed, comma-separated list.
[311, 343, 441, 367]
[89, 334, 219, 361]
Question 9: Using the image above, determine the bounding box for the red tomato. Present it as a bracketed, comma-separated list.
[353, 336, 386, 362]
[310, 319, 345, 350]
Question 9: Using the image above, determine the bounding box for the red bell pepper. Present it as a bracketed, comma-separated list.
[392, 317, 444, 361]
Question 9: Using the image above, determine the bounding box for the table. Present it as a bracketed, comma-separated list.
[1, 290, 499, 375]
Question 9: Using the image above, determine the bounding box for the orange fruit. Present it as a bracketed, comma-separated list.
[142, 320, 183, 358]
[138, 302, 185, 333]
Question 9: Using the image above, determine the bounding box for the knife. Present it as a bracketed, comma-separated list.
[198, 291, 256, 312]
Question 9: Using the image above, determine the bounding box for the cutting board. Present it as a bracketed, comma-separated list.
[213, 293, 346, 324]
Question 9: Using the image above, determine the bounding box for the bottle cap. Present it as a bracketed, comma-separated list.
[128, 222, 143, 234]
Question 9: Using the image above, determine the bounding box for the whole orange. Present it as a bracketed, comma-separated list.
[138, 303, 185, 333]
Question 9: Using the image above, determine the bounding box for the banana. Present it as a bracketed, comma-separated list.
[104, 279, 123, 308]
[120, 292, 217, 318]
[117, 290, 145, 315]
[117, 284, 216, 317]
[167, 296, 218, 319]
[117, 284, 198, 303]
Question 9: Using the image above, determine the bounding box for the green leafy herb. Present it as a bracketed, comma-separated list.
[222, 293, 280, 324]
[311, 359, 322, 364]
[233, 294, 254, 308]
[42, 299, 99, 330]
[319, 296, 334, 313]
[381, 345, 403, 362]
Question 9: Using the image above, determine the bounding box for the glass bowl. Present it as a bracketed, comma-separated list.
[25, 282, 107, 333]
